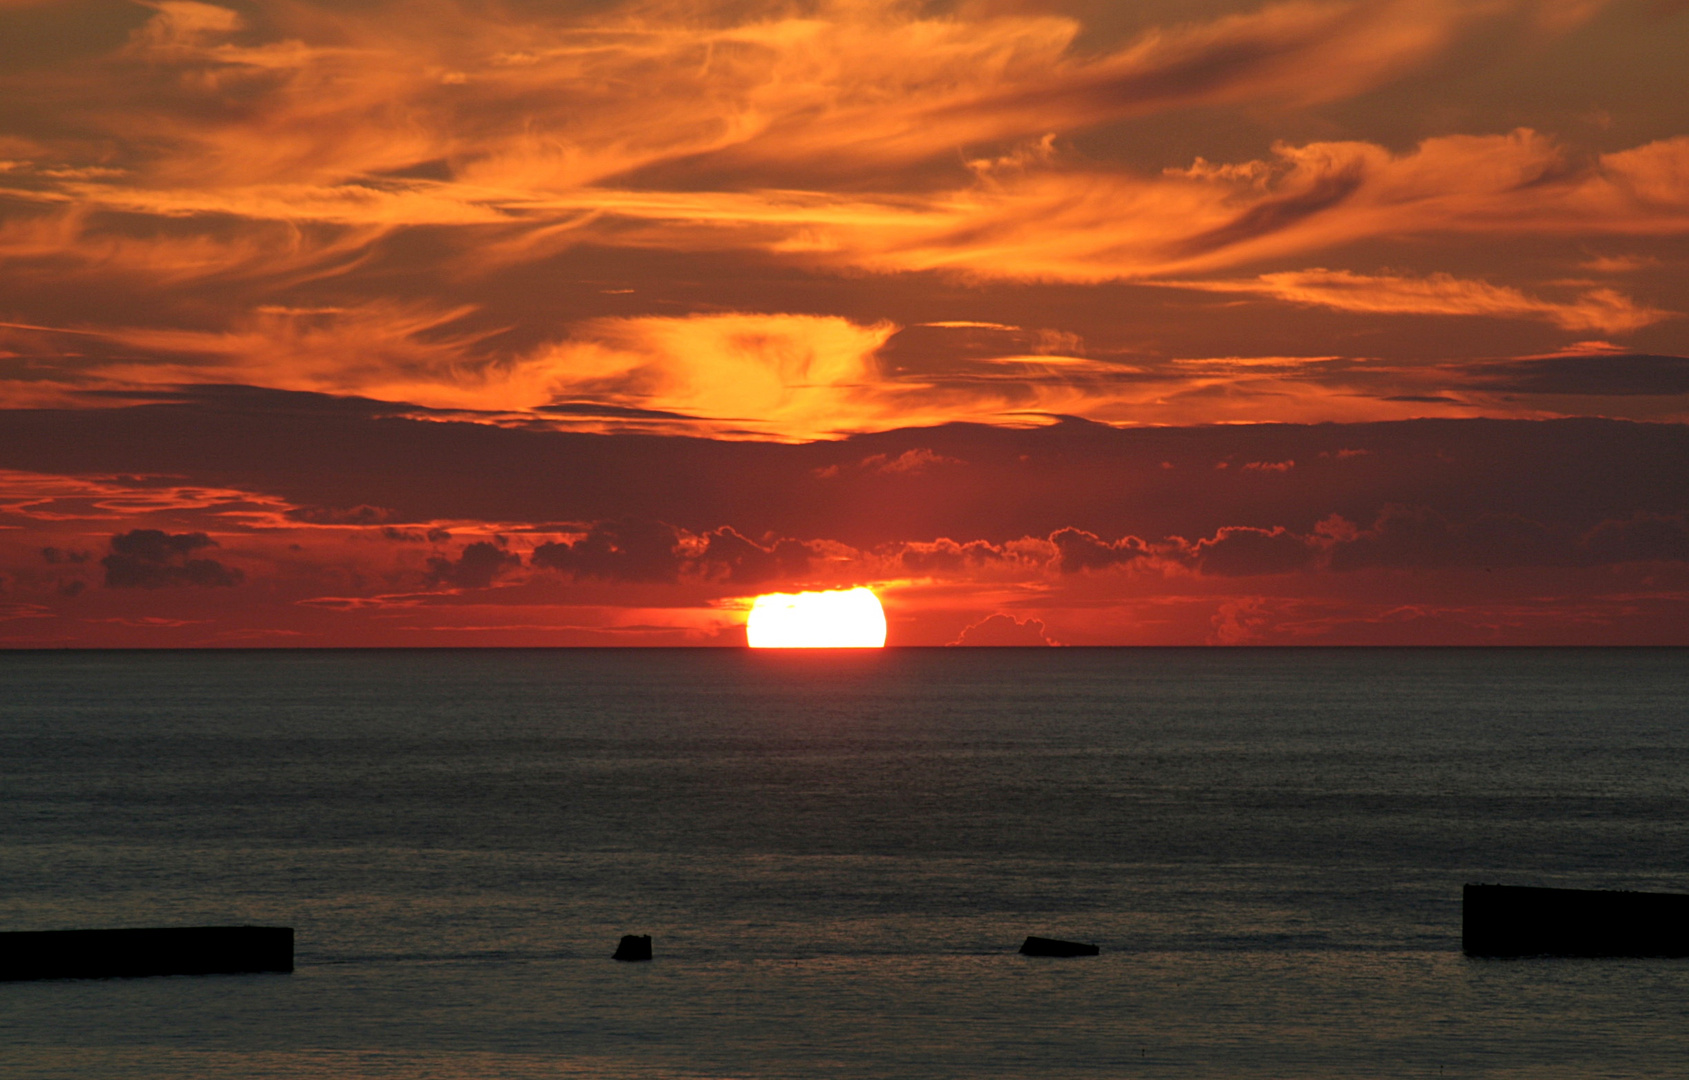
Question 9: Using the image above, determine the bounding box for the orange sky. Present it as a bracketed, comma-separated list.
[2, 0, 1688, 645]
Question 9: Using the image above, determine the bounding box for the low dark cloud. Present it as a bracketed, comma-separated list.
[696, 527, 813, 585]
[4, 394, 1689, 554]
[536, 402, 706, 421]
[289, 504, 393, 525]
[531, 521, 683, 583]
[427, 541, 520, 590]
[1045, 503, 1689, 580]
[1049, 527, 1153, 573]
[900, 538, 1011, 574]
[382, 526, 453, 543]
[79, 385, 459, 418]
[1581, 514, 1689, 564]
[1194, 526, 1320, 576]
[41, 547, 90, 564]
[1460, 355, 1689, 397]
[1327, 505, 1564, 572]
[102, 530, 243, 588]
[951, 614, 1057, 646]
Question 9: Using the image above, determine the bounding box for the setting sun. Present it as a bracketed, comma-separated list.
[746, 588, 887, 649]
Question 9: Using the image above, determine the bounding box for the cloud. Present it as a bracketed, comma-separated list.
[504, 313, 1177, 438]
[1458, 354, 1689, 396]
[41, 546, 90, 564]
[1325, 505, 1565, 571]
[1581, 514, 1689, 564]
[1171, 270, 1675, 335]
[1579, 254, 1659, 274]
[596, 0, 1581, 189]
[1193, 525, 1321, 576]
[1209, 596, 1272, 645]
[3, 402, 1688, 646]
[950, 613, 1058, 646]
[47, 0, 1595, 193]
[815, 448, 962, 479]
[695, 526, 813, 585]
[289, 504, 394, 525]
[525, 521, 816, 586]
[426, 540, 520, 589]
[126, 1, 246, 57]
[382, 526, 454, 543]
[3, 1, 1684, 437]
[900, 537, 1016, 575]
[82, 302, 501, 409]
[1060, 504, 1689, 578]
[522, 313, 899, 439]
[4, 4, 1662, 303]
[787, 131, 1689, 284]
[25, 302, 1684, 438]
[531, 520, 683, 583]
[11, 397, 1689, 550]
[101, 529, 243, 588]
[1049, 527, 1155, 574]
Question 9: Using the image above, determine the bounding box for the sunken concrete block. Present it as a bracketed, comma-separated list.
[1464, 883, 1689, 957]
[612, 934, 652, 962]
[0, 926, 293, 981]
[1019, 935, 1099, 957]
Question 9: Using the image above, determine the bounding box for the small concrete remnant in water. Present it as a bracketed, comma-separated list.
[0, 926, 294, 981]
[613, 934, 652, 962]
[1019, 935, 1099, 957]
[1463, 883, 1689, 957]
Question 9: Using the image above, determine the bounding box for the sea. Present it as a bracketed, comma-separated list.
[2, 647, 1687, 1079]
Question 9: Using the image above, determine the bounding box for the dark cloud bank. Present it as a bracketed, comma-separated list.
[3, 388, 1688, 569]
[101, 530, 243, 589]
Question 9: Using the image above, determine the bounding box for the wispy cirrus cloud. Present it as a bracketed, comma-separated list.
[779, 131, 1689, 283]
[1167, 269, 1677, 334]
[1, 0, 1685, 438]
[4, 1, 1665, 289]
[13, 306, 1689, 437]
[27, 127, 1689, 288]
[21, 0, 1600, 188]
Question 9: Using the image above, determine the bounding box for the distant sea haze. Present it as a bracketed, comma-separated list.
[3, 648, 1687, 1078]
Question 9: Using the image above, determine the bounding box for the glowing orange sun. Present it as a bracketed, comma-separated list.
[746, 587, 887, 648]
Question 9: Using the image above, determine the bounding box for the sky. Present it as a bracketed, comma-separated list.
[2, 0, 1688, 646]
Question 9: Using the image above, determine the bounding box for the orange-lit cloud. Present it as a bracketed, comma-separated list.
[12, 306, 1689, 438]
[29, 129, 1688, 287]
[27, 0, 1605, 188]
[790, 131, 1689, 283]
[6, 3, 1673, 294]
[1169, 270, 1676, 334]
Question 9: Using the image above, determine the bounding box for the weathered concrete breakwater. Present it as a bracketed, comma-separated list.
[1464, 884, 1689, 957]
[0, 926, 293, 981]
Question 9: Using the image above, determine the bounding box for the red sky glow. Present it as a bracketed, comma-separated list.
[3, 0, 1688, 645]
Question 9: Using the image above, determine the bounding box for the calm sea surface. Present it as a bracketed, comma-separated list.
[2, 648, 1687, 1079]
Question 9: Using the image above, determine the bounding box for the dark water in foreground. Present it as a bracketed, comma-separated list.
[2, 648, 1687, 1079]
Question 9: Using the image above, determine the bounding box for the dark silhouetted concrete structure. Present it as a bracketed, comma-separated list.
[612, 934, 652, 962]
[1019, 935, 1099, 957]
[1464, 884, 1689, 957]
[0, 926, 293, 981]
